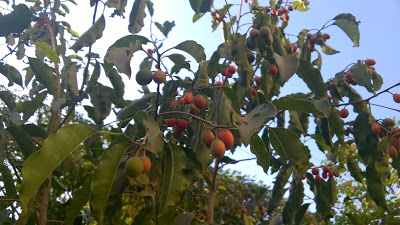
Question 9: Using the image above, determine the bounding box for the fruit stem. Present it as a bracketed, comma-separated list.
[207, 158, 220, 224]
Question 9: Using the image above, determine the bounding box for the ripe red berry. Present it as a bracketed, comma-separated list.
[199, 214, 205, 220]
[254, 76, 260, 86]
[315, 174, 321, 183]
[393, 94, 400, 103]
[147, 49, 153, 57]
[242, 208, 247, 214]
[184, 93, 194, 104]
[169, 100, 179, 108]
[194, 95, 207, 109]
[178, 97, 184, 105]
[371, 123, 381, 134]
[322, 33, 330, 40]
[312, 167, 319, 175]
[288, 5, 294, 11]
[221, 69, 229, 76]
[345, 72, 352, 80]
[291, 44, 297, 52]
[339, 109, 349, 118]
[365, 58, 376, 66]
[283, 14, 290, 22]
[216, 81, 223, 86]
[389, 146, 398, 159]
[270, 9, 276, 15]
[176, 119, 188, 131]
[366, 68, 372, 75]
[322, 165, 331, 174]
[166, 118, 177, 127]
[228, 65, 237, 74]
[277, 9, 283, 16]
[269, 65, 278, 75]
[251, 88, 257, 96]
[226, 72, 233, 78]
[322, 172, 328, 179]
[174, 91, 178, 95]
[390, 137, 400, 148]
[217, 129, 234, 149]
[302, 174, 306, 179]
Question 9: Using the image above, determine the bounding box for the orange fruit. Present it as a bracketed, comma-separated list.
[217, 129, 234, 149]
[140, 156, 151, 174]
[211, 139, 226, 159]
[201, 130, 215, 148]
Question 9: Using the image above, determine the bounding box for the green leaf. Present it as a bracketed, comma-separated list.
[70, 14, 106, 51]
[19, 124, 98, 212]
[292, 0, 309, 11]
[0, 164, 18, 199]
[273, 96, 330, 117]
[320, 42, 340, 55]
[372, 70, 383, 91]
[274, 53, 299, 85]
[313, 178, 337, 218]
[16, 91, 47, 122]
[269, 127, 309, 167]
[86, 61, 101, 94]
[131, 206, 153, 225]
[0, 90, 16, 111]
[237, 104, 277, 146]
[64, 175, 93, 225]
[250, 134, 270, 174]
[155, 21, 175, 37]
[267, 163, 295, 214]
[174, 40, 206, 62]
[193, 61, 209, 89]
[116, 93, 157, 121]
[0, 4, 32, 37]
[366, 159, 388, 211]
[159, 144, 187, 216]
[327, 108, 345, 141]
[35, 41, 60, 63]
[353, 113, 378, 163]
[220, 87, 240, 113]
[134, 111, 164, 154]
[28, 57, 58, 96]
[145, 0, 154, 16]
[333, 13, 360, 47]
[192, 122, 212, 172]
[347, 158, 364, 183]
[296, 59, 325, 98]
[193, 13, 205, 22]
[167, 54, 190, 73]
[282, 170, 306, 225]
[349, 60, 374, 93]
[295, 203, 311, 225]
[105, 0, 128, 15]
[189, 0, 212, 13]
[89, 84, 112, 124]
[128, 0, 146, 33]
[107, 68, 125, 106]
[90, 143, 130, 224]
[107, 34, 150, 48]
[64, 62, 80, 97]
[6, 126, 37, 158]
[172, 212, 194, 225]
[0, 62, 23, 87]
[312, 49, 322, 70]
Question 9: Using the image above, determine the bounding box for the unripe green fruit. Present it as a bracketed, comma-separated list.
[135, 69, 152, 85]
[315, 38, 324, 45]
[259, 26, 271, 39]
[247, 52, 255, 63]
[247, 38, 256, 50]
[125, 157, 144, 178]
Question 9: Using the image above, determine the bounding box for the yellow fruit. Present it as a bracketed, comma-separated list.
[152, 70, 166, 84]
[201, 130, 215, 148]
[125, 157, 144, 178]
[211, 139, 226, 159]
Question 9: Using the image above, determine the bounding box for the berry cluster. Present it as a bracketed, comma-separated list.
[371, 118, 400, 159]
[125, 156, 152, 178]
[201, 129, 234, 160]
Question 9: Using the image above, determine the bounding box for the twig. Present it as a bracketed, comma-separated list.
[206, 158, 220, 224]
[219, 157, 256, 168]
[157, 111, 235, 129]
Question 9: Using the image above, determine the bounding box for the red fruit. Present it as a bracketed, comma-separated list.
[169, 100, 179, 108]
[393, 127, 400, 138]
[322, 172, 328, 179]
[226, 72, 233, 78]
[366, 68, 372, 75]
[312, 167, 319, 175]
[277, 9, 283, 16]
[199, 214, 205, 220]
[322, 33, 330, 40]
[339, 109, 349, 118]
[345, 72, 352, 80]
[194, 95, 207, 109]
[291, 44, 297, 52]
[189, 104, 198, 116]
[184, 93, 194, 104]
[216, 81, 223, 86]
[147, 48, 153, 57]
[322, 165, 331, 174]
[153, 70, 166, 84]
[174, 91, 178, 95]
[288, 5, 294, 11]
[391, 137, 400, 148]
[270, 9, 276, 15]
[211, 139, 226, 159]
[251, 88, 257, 96]
[315, 174, 321, 183]
[389, 146, 398, 159]
[178, 97, 184, 105]
[302, 174, 306, 179]
[217, 129, 234, 149]
[242, 208, 247, 214]
[155, 64, 159, 69]
[371, 124, 381, 134]
[283, 14, 290, 22]
[254, 76, 260, 86]
[365, 58, 376, 66]
[166, 118, 177, 127]
[243, 0, 248, 2]
[73, 189, 79, 193]
[221, 69, 229, 76]
[140, 156, 152, 174]
[269, 65, 278, 75]
[201, 130, 215, 148]
[393, 94, 400, 103]
[228, 65, 237, 74]
[176, 119, 188, 131]
[241, 114, 246, 117]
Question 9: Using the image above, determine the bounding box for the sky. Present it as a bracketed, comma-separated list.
[1, 0, 400, 214]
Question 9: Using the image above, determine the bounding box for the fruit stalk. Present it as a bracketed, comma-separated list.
[207, 158, 220, 224]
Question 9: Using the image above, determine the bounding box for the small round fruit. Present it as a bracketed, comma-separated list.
[393, 127, 400, 138]
[254, 76, 260, 86]
[283, 14, 289, 22]
[211, 139, 226, 159]
[201, 130, 215, 148]
[269, 65, 278, 75]
[242, 208, 247, 214]
[166, 118, 177, 127]
[382, 118, 395, 128]
[169, 100, 179, 108]
[228, 65, 237, 74]
[199, 214, 205, 220]
[282, 8, 289, 14]
[389, 146, 398, 159]
[277, 9, 283, 16]
[291, 44, 297, 52]
[366, 68, 372, 75]
[322, 33, 330, 40]
[152, 70, 166, 84]
[312, 167, 319, 175]
[140, 156, 151, 174]
[310, 35, 317, 42]
[371, 123, 381, 134]
[135, 69, 153, 85]
[194, 95, 207, 109]
[251, 88, 257, 96]
[365, 58, 376, 66]
[322, 172, 328, 179]
[322, 165, 331, 174]
[147, 48, 153, 57]
[247, 52, 255, 63]
[393, 94, 400, 103]
[391, 137, 400, 148]
[216, 81, 223, 86]
[176, 119, 188, 131]
[221, 69, 229, 76]
[125, 157, 144, 178]
[302, 174, 306, 179]
[315, 174, 321, 183]
[345, 72, 352, 80]
[217, 129, 234, 149]
[250, 28, 259, 39]
[259, 26, 271, 38]
[184, 93, 194, 104]
[178, 97, 185, 105]
[339, 109, 349, 118]
[288, 5, 294, 11]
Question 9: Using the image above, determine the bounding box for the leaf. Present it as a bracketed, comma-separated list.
[134, 111, 164, 154]
[167, 54, 190, 73]
[269, 127, 309, 167]
[64, 175, 93, 225]
[0, 4, 32, 37]
[107, 34, 150, 48]
[237, 104, 277, 146]
[292, 0, 309, 11]
[174, 40, 206, 62]
[0, 62, 23, 87]
[353, 113, 379, 163]
[70, 14, 106, 51]
[250, 134, 270, 174]
[64, 62, 80, 97]
[273, 96, 330, 117]
[220, 87, 240, 113]
[327, 108, 345, 141]
[0, 164, 18, 199]
[312, 49, 322, 70]
[28, 57, 58, 96]
[267, 163, 295, 214]
[35, 41, 60, 63]
[295, 203, 310, 225]
[273, 53, 299, 84]
[128, 0, 146, 33]
[296, 59, 325, 98]
[105, 0, 128, 15]
[107, 68, 125, 106]
[155, 20, 175, 37]
[6, 126, 37, 158]
[193, 61, 209, 89]
[192, 122, 212, 172]
[89, 84, 112, 124]
[0, 90, 16, 111]
[189, 0, 212, 13]
[90, 143, 130, 224]
[159, 144, 187, 216]
[172, 212, 194, 225]
[86, 61, 101, 94]
[347, 158, 364, 183]
[333, 13, 360, 47]
[320, 42, 340, 55]
[116, 93, 157, 121]
[366, 159, 388, 211]
[131, 206, 153, 225]
[145, 0, 154, 16]
[349, 60, 374, 93]
[282, 170, 306, 225]
[19, 124, 98, 212]
[16, 91, 47, 122]
[314, 178, 337, 218]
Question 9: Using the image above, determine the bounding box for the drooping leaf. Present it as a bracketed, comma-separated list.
[353, 113, 378, 163]
[116, 93, 157, 121]
[273, 96, 330, 117]
[106, 68, 125, 106]
[16, 91, 47, 122]
[35, 41, 60, 63]
[105, 0, 128, 15]
[0, 90, 16, 111]
[366, 159, 388, 211]
[0, 164, 18, 199]
[155, 20, 175, 37]
[64, 62, 80, 97]
[19, 124, 98, 212]
[349, 60, 374, 93]
[86, 61, 101, 94]
[145, 0, 154, 16]
[90, 143, 131, 224]
[70, 14, 106, 51]
[347, 157, 364, 183]
[128, 0, 146, 33]
[273, 53, 299, 85]
[193, 61, 209, 89]
[28, 57, 58, 96]
[134, 111, 164, 154]
[333, 13, 360, 47]
[249, 134, 270, 174]
[220, 87, 240, 113]
[269, 127, 309, 167]
[89, 84, 112, 124]
[174, 40, 206, 62]
[131, 206, 153, 225]
[296, 59, 325, 98]
[167, 54, 190, 73]
[294, 203, 311, 225]
[320, 42, 340, 55]
[6, 126, 37, 158]
[312, 49, 322, 70]
[0, 62, 23, 87]
[172, 212, 194, 225]
[313, 178, 337, 218]
[267, 163, 295, 214]
[64, 175, 93, 225]
[327, 108, 345, 141]
[189, 0, 213, 13]
[282, 169, 306, 225]
[192, 121, 212, 172]
[0, 4, 32, 37]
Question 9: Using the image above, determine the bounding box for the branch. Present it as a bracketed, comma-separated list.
[206, 159, 220, 224]
[219, 157, 256, 168]
[157, 111, 235, 129]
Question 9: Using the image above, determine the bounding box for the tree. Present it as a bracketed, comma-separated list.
[0, 0, 398, 224]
